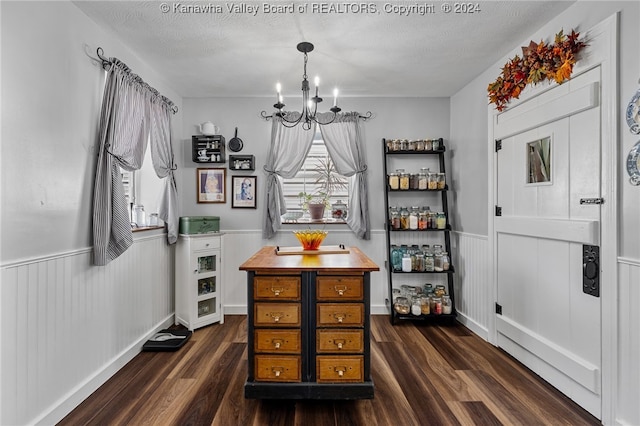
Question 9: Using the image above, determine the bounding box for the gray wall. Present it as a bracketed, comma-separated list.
[0, 1, 183, 263]
[450, 1, 640, 258]
[180, 97, 450, 232]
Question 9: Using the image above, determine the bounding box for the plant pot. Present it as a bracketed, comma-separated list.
[308, 203, 326, 220]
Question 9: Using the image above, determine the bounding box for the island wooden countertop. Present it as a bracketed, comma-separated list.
[239, 246, 379, 273]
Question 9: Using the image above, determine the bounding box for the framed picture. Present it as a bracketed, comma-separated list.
[197, 168, 226, 203]
[231, 175, 257, 208]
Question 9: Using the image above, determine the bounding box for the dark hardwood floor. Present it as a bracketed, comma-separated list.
[59, 315, 600, 425]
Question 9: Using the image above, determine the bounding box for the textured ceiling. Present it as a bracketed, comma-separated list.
[73, 1, 575, 98]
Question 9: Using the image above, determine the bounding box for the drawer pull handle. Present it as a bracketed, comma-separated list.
[272, 367, 283, 377]
[270, 287, 284, 296]
[270, 312, 284, 322]
[335, 366, 347, 377]
[334, 285, 348, 296]
[334, 339, 345, 350]
[272, 339, 283, 349]
[333, 314, 345, 323]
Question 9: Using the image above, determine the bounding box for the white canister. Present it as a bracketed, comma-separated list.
[133, 205, 146, 227]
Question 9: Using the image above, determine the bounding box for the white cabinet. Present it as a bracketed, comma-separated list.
[175, 233, 224, 330]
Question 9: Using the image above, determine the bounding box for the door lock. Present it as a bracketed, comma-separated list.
[582, 245, 600, 297]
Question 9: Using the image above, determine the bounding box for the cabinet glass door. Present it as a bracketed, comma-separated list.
[198, 298, 217, 317]
[197, 254, 217, 273]
[198, 277, 216, 296]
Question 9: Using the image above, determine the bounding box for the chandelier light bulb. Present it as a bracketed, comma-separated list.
[333, 88, 339, 106]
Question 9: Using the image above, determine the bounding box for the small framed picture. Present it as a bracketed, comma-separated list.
[197, 168, 226, 203]
[231, 175, 257, 208]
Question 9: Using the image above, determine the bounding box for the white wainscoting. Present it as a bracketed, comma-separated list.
[221, 228, 389, 314]
[0, 233, 175, 426]
[222, 229, 492, 339]
[451, 231, 491, 340]
[616, 257, 640, 426]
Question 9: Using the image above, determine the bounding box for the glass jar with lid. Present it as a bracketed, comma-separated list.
[415, 139, 426, 151]
[424, 253, 435, 271]
[434, 253, 444, 271]
[394, 296, 410, 315]
[410, 173, 420, 190]
[432, 244, 443, 255]
[407, 139, 416, 151]
[420, 295, 431, 315]
[409, 206, 419, 230]
[441, 251, 450, 271]
[414, 249, 425, 272]
[428, 211, 437, 229]
[399, 207, 410, 230]
[432, 296, 443, 315]
[432, 138, 441, 151]
[418, 211, 428, 229]
[424, 138, 433, 151]
[442, 295, 453, 314]
[391, 245, 402, 271]
[437, 172, 446, 189]
[434, 284, 447, 298]
[436, 212, 447, 229]
[401, 252, 412, 272]
[399, 173, 410, 190]
[411, 296, 422, 316]
[390, 207, 401, 230]
[418, 172, 428, 190]
[388, 172, 399, 190]
[400, 139, 409, 151]
[428, 172, 438, 190]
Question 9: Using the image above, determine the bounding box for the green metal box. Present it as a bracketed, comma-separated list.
[178, 216, 220, 234]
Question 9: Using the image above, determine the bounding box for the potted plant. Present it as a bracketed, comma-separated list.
[298, 156, 348, 220]
[298, 191, 329, 220]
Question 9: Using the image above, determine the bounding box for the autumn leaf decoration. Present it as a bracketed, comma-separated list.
[488, 29, 587, 111]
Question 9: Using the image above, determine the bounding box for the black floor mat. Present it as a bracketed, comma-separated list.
[142, 328, 192, 351]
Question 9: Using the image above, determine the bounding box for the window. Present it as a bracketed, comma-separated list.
[280, 130, 349, 219]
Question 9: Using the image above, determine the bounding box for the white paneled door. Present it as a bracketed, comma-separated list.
[494, 67, 602, 418]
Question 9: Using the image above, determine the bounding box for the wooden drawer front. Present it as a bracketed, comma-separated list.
[254, 276, 301, 300]
[317, 303, 364, 327]
[255, 329, 301, 354]
[316, 356, 364, 383]
[316, 329, 364, 353]
[316, 276, 363, 301]
[191, 238, 220, 251]
[254, 303, 300, 327]
[255, 355, 301, 382]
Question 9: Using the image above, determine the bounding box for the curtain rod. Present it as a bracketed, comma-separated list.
[261, 111, 373, 121]
[94, 47, 178, 115]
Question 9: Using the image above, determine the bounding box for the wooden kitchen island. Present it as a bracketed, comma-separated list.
[239, 245, 379, 400]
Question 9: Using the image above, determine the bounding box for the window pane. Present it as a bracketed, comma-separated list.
[281, 130, 348, 215]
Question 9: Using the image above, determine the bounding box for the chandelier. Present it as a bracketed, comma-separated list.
[263, 42, 341, 130]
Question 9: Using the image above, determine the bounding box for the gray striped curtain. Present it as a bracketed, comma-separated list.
[149, 99, 178, 244]
[263, 113, 316, 238]
[317, 112, 370, 239]
[92, 59, 159, 265]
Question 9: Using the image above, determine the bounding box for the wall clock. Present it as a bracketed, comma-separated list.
[626, 88, 640, 135]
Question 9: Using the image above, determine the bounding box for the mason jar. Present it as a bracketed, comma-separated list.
[437, 172, 446, 189]
[409, 206, 419, 230]
[399, 207, 410, 230]
[428, 172, 438, 190]
[442, 295, 453, 314]
[399, 173, 410, 190]
[436, 212, 447, 229]
[388, 172, 399, 190]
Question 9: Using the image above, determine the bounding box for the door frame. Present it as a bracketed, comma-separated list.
[487, 13, 618, 423]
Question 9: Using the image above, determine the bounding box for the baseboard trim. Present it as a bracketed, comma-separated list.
[35, 314, 175, 426]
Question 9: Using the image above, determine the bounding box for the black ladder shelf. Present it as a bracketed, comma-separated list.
[382, 139, 457, 325]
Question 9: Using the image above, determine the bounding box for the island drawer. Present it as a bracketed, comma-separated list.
[255, 329, 301, 353]
[316, 355, 364, 383]
[316, 329, 364, 353]
[316, 303, 364, 327]
[254, 276, 301, 300]
[255, 355, 301, 382]
[316, 276, 363, 301]
[254, 303, 301, 326]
